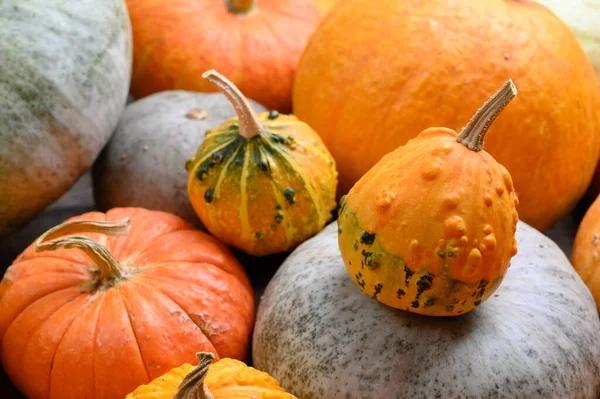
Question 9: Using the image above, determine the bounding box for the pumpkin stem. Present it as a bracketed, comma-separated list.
[35, 219, 130, 283]
[202, 69, 263, 139]
[226, 0, 255, 14]
[174, 352, 216, 399]
[456, 80, 518, 151]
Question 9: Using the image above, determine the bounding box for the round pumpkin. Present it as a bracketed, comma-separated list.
[253, 222, 600, 398]
[0, 0, 132, 238]
[186, 71, 338, 256]
[293, 0, 600, 231]
[572, 194, 600, 311]
[126, 0, 338, 112]
[92, 91, 266, 226]
[0, 208, 255, 399]
[338, 81, 519, 316]
[126, 352, 298, 399]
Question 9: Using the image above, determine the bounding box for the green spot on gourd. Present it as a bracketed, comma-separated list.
[185, 158, 193, 172]
[211, 152, 223, 164]
[204, 188, 214, 203]
[283, 188, 295, 204]
[372, 283, 383, 299]
[255, 232, 263, 240]
[411, 300, 420, 308]
[268, 110, 280, 119]
[404, 265, 414, 287]
[361, 249, 379, 271]
[270, 224, 277, 231]
[396, 288, 405, 299]
[274, 211, 284, 223]
[423, 297, 437, 308]
[360, 231, 376, 246]
[196, 166, 209, 181]
[416, 273, 434, 300]
[355, 272, 366, 289]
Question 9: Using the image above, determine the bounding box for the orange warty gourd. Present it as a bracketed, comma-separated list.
[126, 352, 298, 399]
[126, 0, 338, 112]
[186, 70, 337, 257]
[0, 208, 255, 399]
[337, 81, 519, 316]
[294, 0, 600, 231]
[572, 196, 600, 312]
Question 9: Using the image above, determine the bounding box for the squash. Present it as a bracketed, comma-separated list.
[186, 70, 337, 257]
[338, 81, 519, 316]
[92, 91, 266, 226]
[572, 194, 600, 311]
[0, 0, 132, 238]
[293, 0, 600, 231]
[534, 0, 600, 84]
[0, 208, 254, 399]
[126, 0, 338, 112]
[126, 352, 297, 398]
[253, 222, 600, 398]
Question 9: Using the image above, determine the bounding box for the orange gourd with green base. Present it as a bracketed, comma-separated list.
[338, 81, 519, 316]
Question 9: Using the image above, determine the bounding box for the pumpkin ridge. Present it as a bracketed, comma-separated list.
[119, 285, 153, 382]
[188, 135, 240, 178]
[88, 292, 105, 399]
[211, 144, 244, 230]
[239, 138, 252, 245]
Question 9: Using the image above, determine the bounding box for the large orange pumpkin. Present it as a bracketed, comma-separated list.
[127, 0, 338, 112]
[293, 0, 600, 231]
[0, 208, 255, 399]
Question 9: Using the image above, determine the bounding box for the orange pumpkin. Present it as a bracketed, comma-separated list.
[126, 352, 297, 398]
[0, 208, 255, 399]
[127, 0, 338, 112]
[337, 81, 519, 316]
[294, 0, 600, 231]
[572, 196, 600, 312]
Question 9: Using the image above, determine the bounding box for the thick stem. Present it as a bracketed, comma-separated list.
[226, 0, 255, 14]
[456, 80, 518, 151]
[174, 352, 216, 399]
[35, 219, 130, 283]
[202, 69, 263, 139]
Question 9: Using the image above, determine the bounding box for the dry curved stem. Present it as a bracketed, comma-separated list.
[226, 0, 255, 14]
[202, 69, 263, 139]
[457, 80, 518, 151]
[35, 219, 130, 282]
[174, 352, 216, 399]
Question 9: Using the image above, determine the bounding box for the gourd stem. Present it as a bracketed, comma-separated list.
[202, 69, 263, 139]
[456, 80, 518, 152]
[226, 0, 255, 14]
[174, 352, 216, 399]
[35, 219, 130, 282]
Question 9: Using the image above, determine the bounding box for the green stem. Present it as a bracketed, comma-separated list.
[226, 0, 255, 14]
[35, 219, 130, 282]
[456, 80, 518, 151]
[202, 69, 263, 139]
[174, 352, 216, 399]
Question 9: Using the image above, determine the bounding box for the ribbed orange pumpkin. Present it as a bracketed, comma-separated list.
[126, 352, 297, 398]
[127, 0, 338, 112]
[337, 81, 519, 316]
[572, 196, 600, 312]
[294, 0, 600, 231]
[0, 208, 254, 399]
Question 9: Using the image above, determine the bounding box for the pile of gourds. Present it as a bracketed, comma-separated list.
[1, 0, 600, 398]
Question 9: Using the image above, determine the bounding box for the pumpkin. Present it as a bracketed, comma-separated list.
[0, 0, 132, 238]
[0, 208, 254, 399]
[293, 0, 600, 231]
[572, 194, 600, 311]
[338, 81, 519, 316]
[126, 0, 338, 113]
[186, 70, 337, 257]
[252, 222, 600, 398]
[92, 91, 266, 226]
[126, 352, 298, 399]
[534, 0, 600, 84]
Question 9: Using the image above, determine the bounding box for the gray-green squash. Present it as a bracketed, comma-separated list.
[92, 91, 266, 226]
[0, 0, 132, 238]
[253, 222, 600, 398]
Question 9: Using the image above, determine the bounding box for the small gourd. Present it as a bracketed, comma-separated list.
[186, 70, 337, 257]
[126, 352, 297, 399]
[337, 80, 520, 316]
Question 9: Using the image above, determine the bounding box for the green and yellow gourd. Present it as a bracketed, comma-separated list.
[186, 70, 337, 257]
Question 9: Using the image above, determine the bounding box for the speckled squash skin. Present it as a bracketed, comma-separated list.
[253, 222, 600, 399]
[0, 0, 132, 238]
[92, 91, 266, 227]
[186, 72, 337, 257]
[572, 194, 600, 312]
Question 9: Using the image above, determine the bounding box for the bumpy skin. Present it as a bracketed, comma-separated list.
[293, 0, 600, 231]
[187, 113, 337, 257]
[253, 222, 600, 399]
[572, 195, 600, 312]
[126, 358, 297, 398]
[92, 91, 266, 227]
[338, 128, 518, 316]
[0, 0, 132, 238]
[0, 208, 255, 399]
[127, 0, 338, 112]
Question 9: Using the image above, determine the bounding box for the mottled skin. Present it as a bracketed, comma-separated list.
[0, 0, 132, 238]
[253, 222, 600, 398]
[293, 0, 600, 231]
[92, 91, 266, 227]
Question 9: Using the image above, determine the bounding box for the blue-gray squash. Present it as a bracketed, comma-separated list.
[253, 221, 600, 398]
[0, 0, 132, 238]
